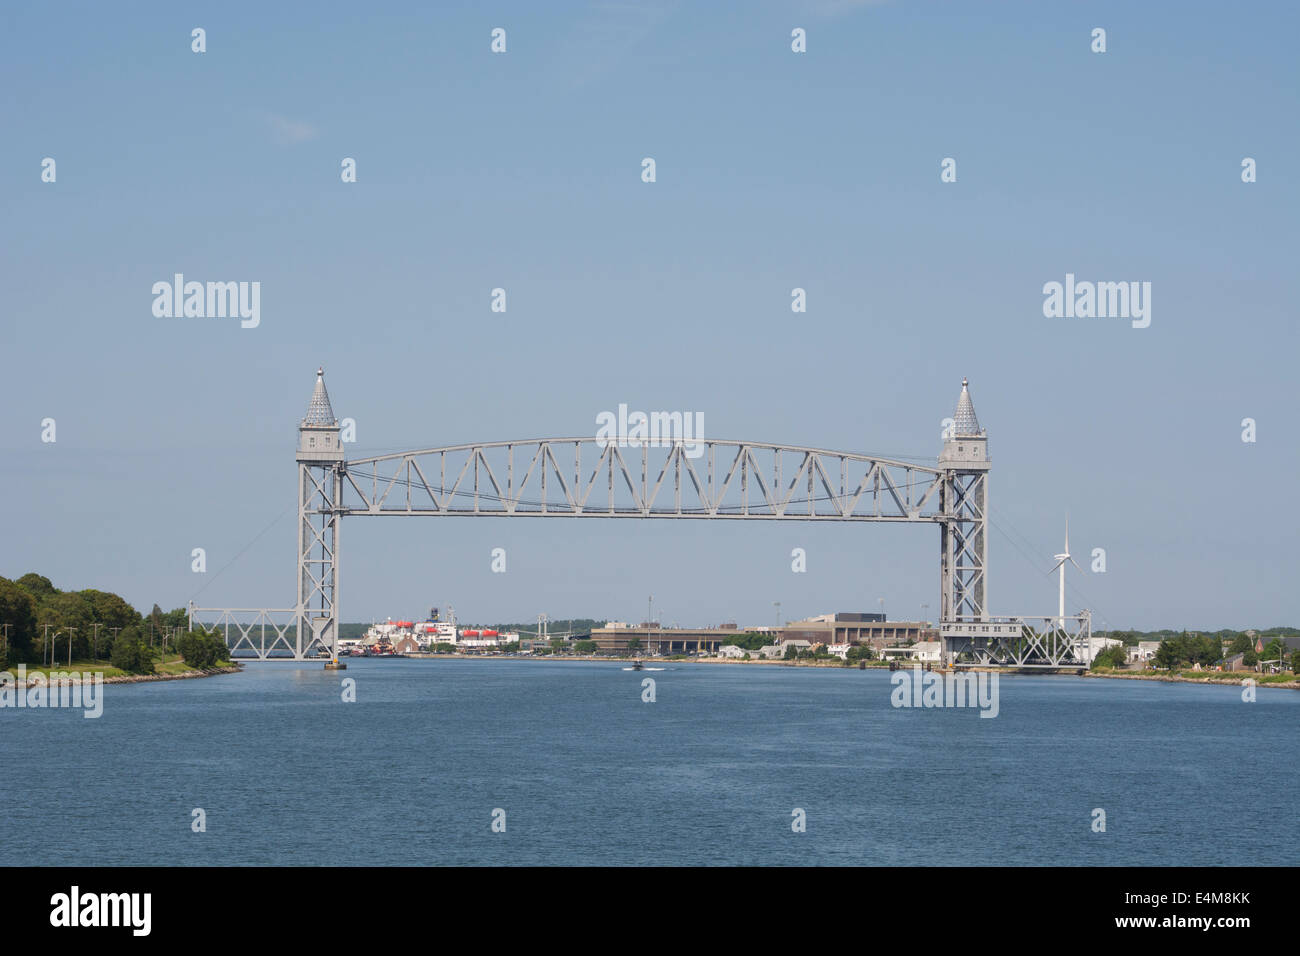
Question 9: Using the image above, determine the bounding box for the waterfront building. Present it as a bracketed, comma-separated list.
[880, 641, 942, 662]
[780, 613, 938, 651]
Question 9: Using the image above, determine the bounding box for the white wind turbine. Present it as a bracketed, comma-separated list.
[1049, 515, 1083, 630]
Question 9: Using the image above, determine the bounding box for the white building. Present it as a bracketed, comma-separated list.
[880, 641, 941, 662]
[1083, 636, 1122, 661]
[912, 641, 941, 662]
[1127, 640, 1161, 662]
[827, 643, 851, 660]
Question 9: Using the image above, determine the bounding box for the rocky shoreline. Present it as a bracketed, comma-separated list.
[1083, 669, 1299, 690]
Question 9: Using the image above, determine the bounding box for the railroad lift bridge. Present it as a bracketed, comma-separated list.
[191, 371, 1091, 669]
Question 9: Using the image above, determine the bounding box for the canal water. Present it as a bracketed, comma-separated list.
[3, 659, 1296, 865]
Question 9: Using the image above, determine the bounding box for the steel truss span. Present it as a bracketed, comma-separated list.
[340, 439, 945, 521]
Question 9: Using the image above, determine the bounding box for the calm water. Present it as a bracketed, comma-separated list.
[3, 659, 1296, 865]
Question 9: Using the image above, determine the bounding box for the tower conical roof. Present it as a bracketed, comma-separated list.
[302, 367, 337, 426]
[953, 378, 982, 436]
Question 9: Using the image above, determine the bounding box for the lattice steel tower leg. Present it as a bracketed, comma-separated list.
[296, 368, 345, 660]
[939, 378, 989, 623]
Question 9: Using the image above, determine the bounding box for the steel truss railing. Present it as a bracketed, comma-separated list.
[943, 612, 1092, 669]
[188, 607, 307, 660]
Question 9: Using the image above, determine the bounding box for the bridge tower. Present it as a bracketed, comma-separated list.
[296, 368, 344, 659]
[938, 378, 989, 623]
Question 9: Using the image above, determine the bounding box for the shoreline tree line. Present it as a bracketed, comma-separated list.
[0, 573, 227, 675]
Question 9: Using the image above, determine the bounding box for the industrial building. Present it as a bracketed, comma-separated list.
[587, 611, 937, 657]
[588, 625, 736, 655]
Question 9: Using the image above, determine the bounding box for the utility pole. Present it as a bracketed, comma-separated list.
[92, 623, 101, 661]
[67, 626, 76, 667]
[43, 625, 56, 667]
[0, 623, 10, 662]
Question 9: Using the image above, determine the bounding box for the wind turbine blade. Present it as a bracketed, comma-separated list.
[1070, 556, 1083, 573]
[1048, 559, 1065, 574]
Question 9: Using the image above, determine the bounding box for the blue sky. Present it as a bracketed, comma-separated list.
[2, 1, 1296, 631]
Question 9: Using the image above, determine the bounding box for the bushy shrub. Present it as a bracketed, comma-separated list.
[176, 631, 228, 669]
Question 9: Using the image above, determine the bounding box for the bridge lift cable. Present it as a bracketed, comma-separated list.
[185, 503, 295, 606]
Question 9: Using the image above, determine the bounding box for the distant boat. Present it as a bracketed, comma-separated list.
[630, 659, 644, 671]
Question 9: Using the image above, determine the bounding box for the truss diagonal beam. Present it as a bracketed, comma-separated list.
[340, 438, 944, 521]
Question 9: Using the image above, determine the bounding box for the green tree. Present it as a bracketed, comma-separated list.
[625, 637, 641, 655]
[0, 577, 39, 665]
[43, 591, 96, 659]
[176, 630, 227, 668]
[146, 604, 166, 645]
[110, 633, 156, 675]
[573, 640, 597, 655]
[1091, 644, 1128, 669]
[1260, 638, 1285, 665]
[15, 573, 57, 603]
[1153, 639, 1181, 669]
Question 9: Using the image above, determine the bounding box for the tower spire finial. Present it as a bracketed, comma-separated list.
[302, 367, 337, 427]
[952, 377, 981, 436]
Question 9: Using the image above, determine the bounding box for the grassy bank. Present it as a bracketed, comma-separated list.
[2, 654, 240, 683]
